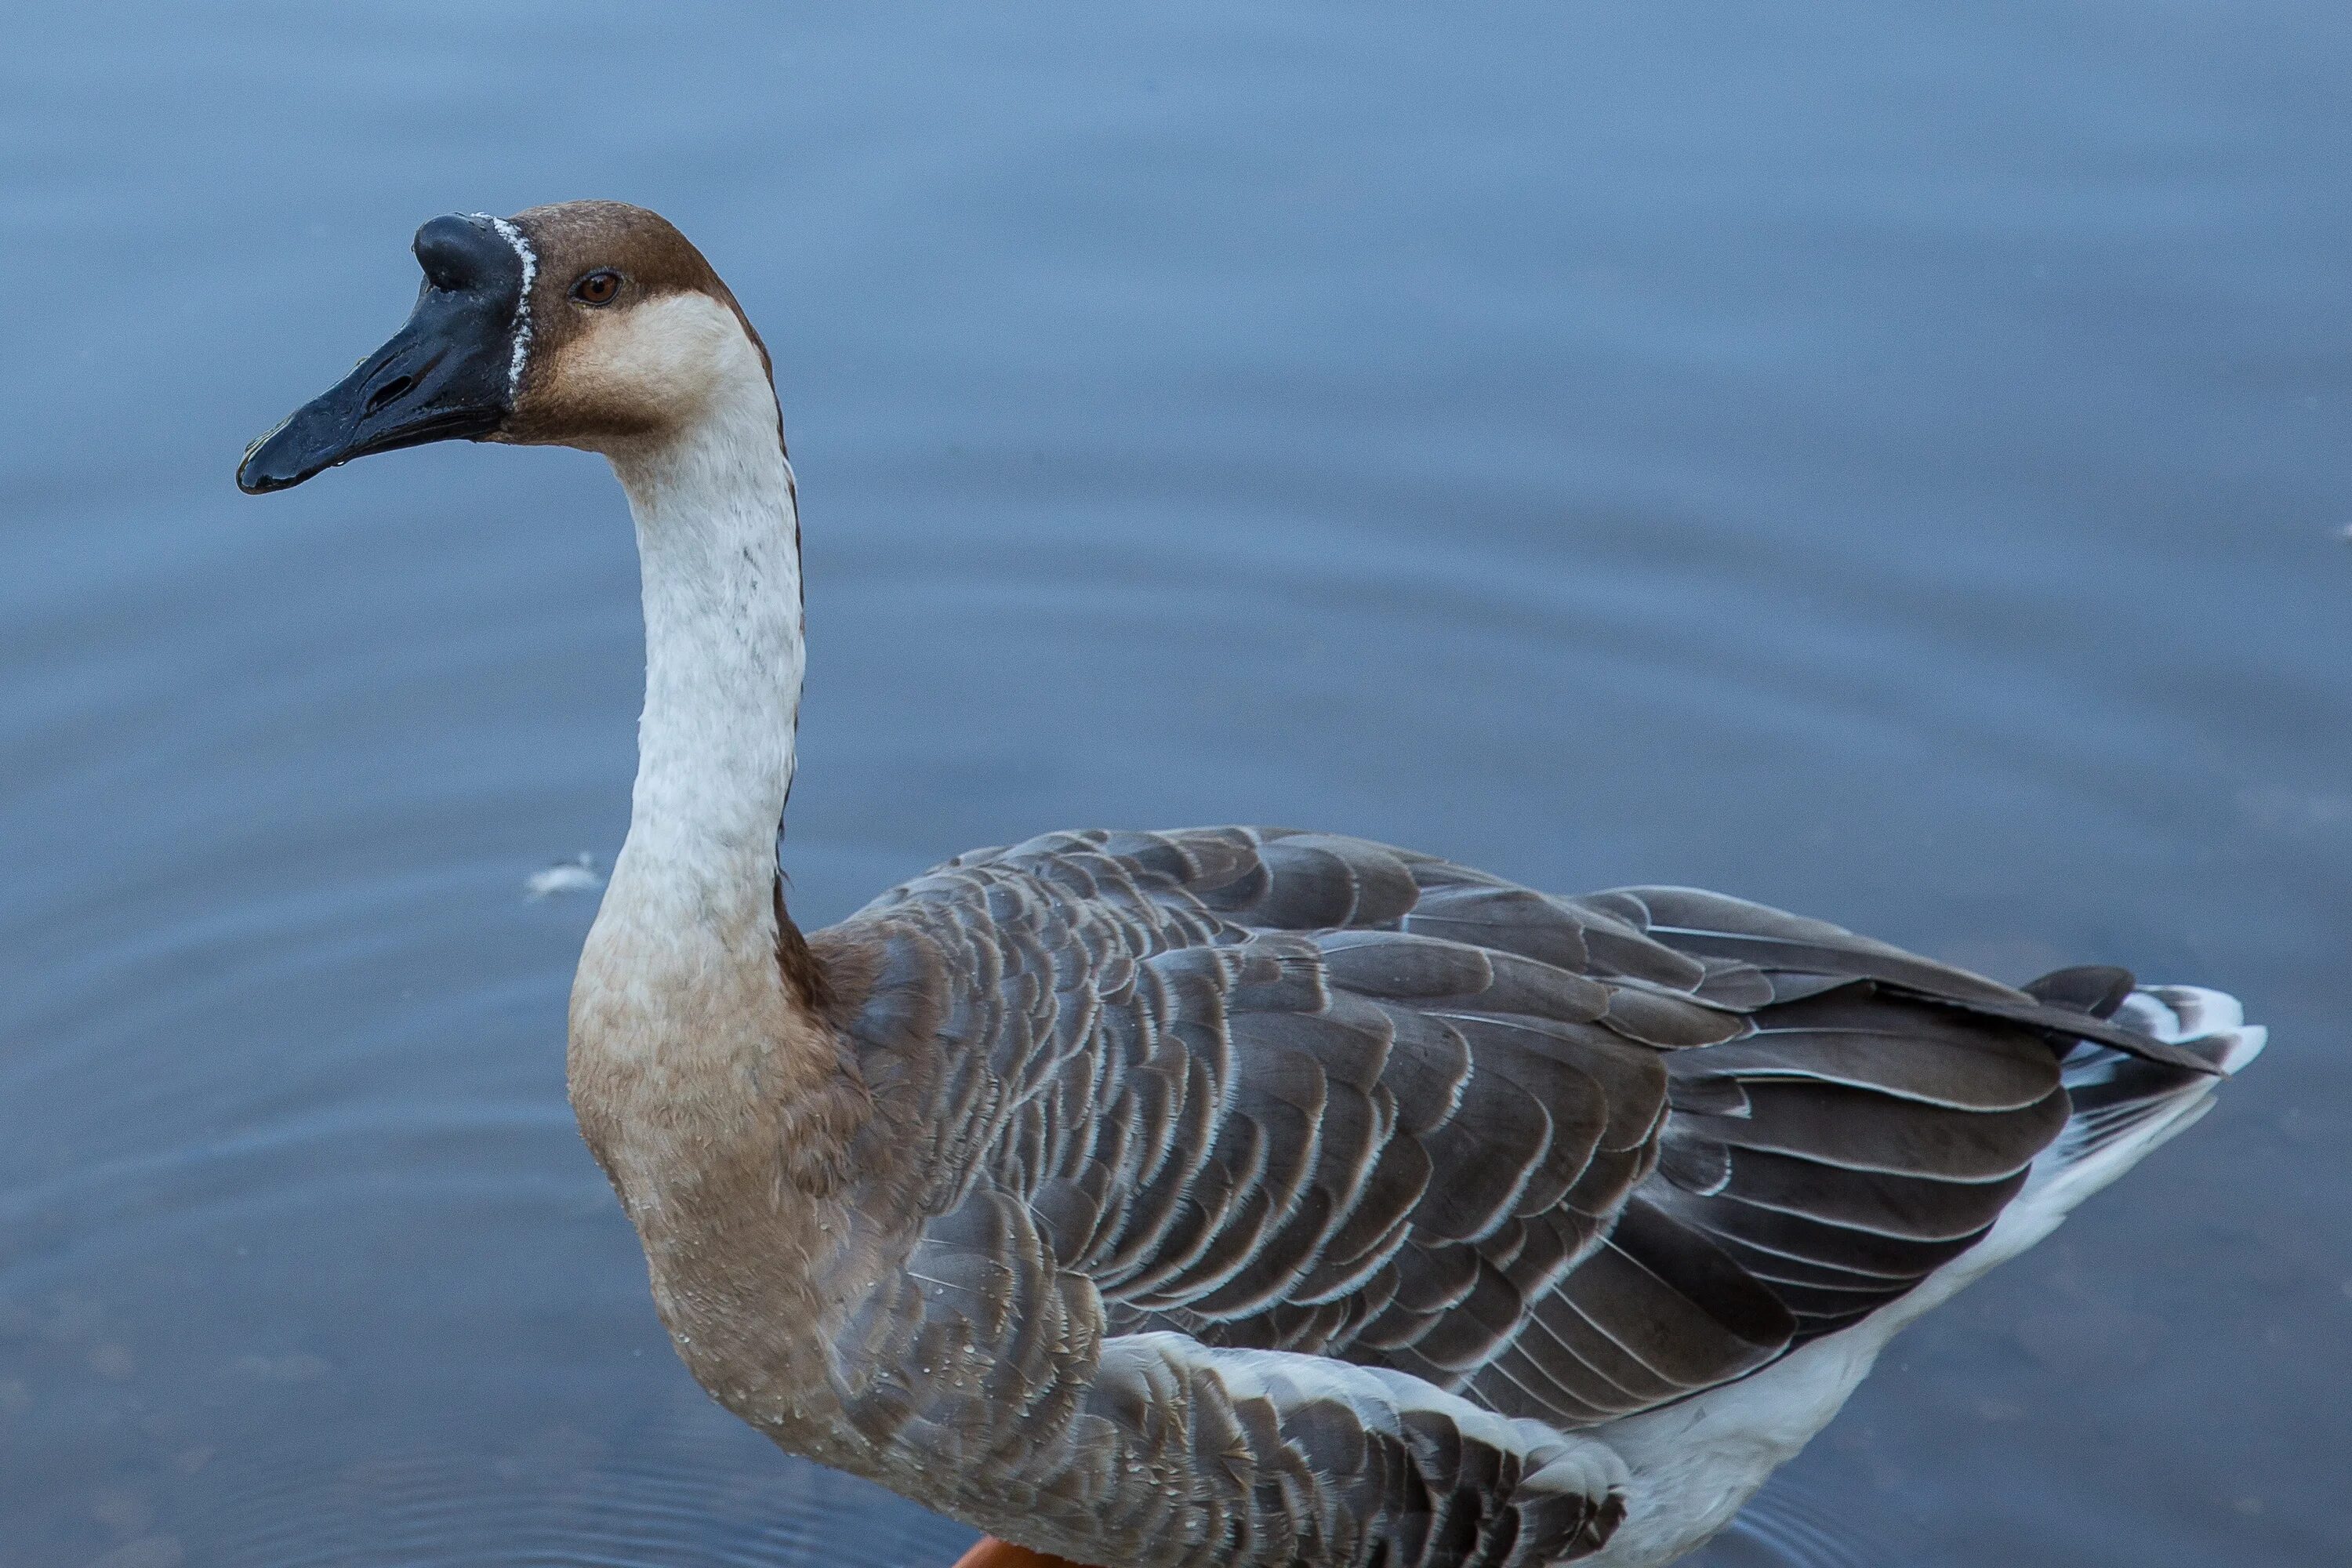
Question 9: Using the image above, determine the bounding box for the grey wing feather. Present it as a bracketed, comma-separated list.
[814, 828, 2198, 1567]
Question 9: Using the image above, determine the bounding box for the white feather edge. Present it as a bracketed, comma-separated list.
[1118, 1332, 1631, 1504]
[471, 212, 536, 397]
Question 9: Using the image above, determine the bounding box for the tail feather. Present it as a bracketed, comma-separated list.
[2042, 984, 2264, 1184]
[1857, 983, 2267, 1336]
[2021, 963, 2136, 1020]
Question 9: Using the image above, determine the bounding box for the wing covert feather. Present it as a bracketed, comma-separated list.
[809, 826, 2188, 1563]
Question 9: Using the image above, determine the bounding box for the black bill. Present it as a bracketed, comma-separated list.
[237, 214, 528, 494]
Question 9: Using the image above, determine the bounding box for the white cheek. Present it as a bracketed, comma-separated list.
[573, 293, 754, 415]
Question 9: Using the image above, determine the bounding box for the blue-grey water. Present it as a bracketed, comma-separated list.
[3, 4, 2347, 1565]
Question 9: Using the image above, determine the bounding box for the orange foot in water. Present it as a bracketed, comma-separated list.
[952, 1537, 1098, 1568]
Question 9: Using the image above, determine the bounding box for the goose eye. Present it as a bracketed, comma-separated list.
[572, 270, 622, 306]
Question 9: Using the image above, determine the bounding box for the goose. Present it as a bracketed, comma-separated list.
[236, 202, 2265, 1567]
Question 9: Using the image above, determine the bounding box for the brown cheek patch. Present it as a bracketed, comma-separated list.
[499, 200, 775, 446]
[506, 327, 670, 446]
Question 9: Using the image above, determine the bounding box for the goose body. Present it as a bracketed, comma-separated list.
[239, 201, 2265, 1568]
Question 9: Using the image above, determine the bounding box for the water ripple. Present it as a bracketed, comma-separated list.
[181, 1444, 969, 1568]
[1696, 1476, 1905, 1568]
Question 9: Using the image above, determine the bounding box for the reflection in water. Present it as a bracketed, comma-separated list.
[3, 2, 2347, 1566]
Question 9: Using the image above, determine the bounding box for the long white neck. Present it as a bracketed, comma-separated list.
[566, 296, 848, 1216]
[605, 341, 801, 938]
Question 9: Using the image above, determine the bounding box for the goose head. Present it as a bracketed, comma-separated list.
[238, 200, 772, 492]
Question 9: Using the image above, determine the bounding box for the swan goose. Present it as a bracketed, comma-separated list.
[237, 202, 2265, 1567]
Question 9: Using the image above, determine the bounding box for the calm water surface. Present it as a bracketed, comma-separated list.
[3, 5, 2347, 1564]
